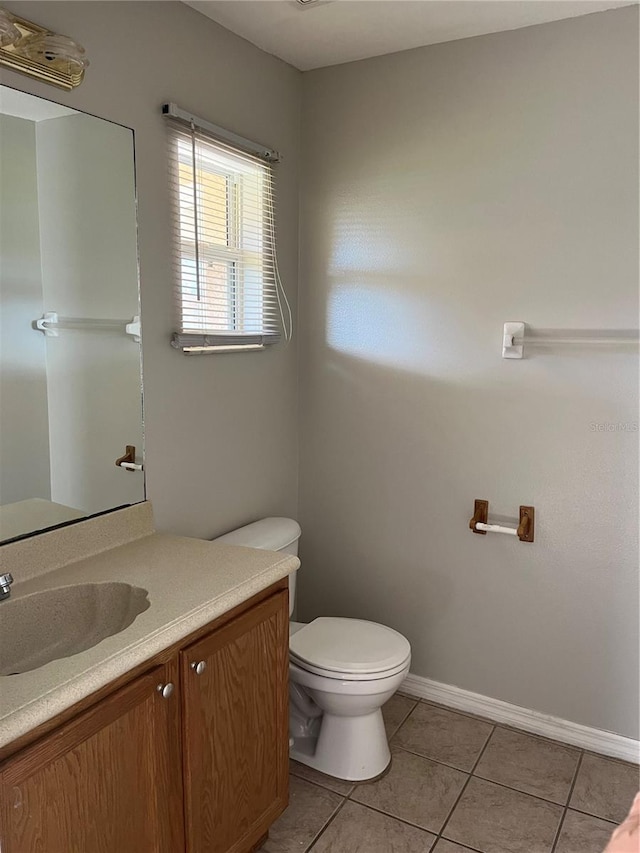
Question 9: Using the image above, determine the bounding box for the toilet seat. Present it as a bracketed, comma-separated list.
[289, 617, 411, 682]
[290, 655, 410, 682]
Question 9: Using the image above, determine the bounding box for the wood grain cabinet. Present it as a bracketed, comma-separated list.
[0, 583, 289, 853]
[0, 663, 184, 853]
[182, 591, 289, 853]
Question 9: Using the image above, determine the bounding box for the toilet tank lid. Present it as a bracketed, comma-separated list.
[214, 517, 301, 551]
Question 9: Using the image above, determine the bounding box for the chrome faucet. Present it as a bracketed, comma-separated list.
[0, 573, 13, 601]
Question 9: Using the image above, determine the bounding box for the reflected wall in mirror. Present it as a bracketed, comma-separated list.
[0, 86, 144, 543]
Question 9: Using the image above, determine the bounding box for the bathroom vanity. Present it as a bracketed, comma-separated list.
[0, 503, 298, 853]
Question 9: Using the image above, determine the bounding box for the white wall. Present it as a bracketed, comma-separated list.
[36, 112, 143, 514]
[299, 7, 639, 738]
[3, 1, 301, 537]
[0, 114, 51, 504]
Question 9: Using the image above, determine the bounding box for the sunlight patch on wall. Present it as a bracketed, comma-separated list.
[327, 280, 440, 373]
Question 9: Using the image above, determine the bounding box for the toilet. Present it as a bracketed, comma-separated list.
[214, 517, 411, 782]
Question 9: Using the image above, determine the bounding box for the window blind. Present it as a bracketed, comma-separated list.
[165, 112, 291, 352]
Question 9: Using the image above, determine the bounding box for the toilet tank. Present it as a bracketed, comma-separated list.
[213, 518, 301, 616]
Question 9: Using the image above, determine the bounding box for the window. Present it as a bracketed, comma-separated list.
[165, 108, 290, 352]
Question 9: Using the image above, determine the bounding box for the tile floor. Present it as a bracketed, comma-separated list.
[260, 693, 640, 853]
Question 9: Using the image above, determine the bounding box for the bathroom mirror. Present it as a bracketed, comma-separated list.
[0, 86, 144, 543]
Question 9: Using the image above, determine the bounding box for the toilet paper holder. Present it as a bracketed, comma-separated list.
[469, 499, 535, 543]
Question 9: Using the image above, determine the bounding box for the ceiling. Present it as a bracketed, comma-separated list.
[185, 0, 636, 71]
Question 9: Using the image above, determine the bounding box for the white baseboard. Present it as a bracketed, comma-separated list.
[401, 672, 639, 765]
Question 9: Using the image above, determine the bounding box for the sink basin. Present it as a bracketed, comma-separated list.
[0, 582, 150, 676]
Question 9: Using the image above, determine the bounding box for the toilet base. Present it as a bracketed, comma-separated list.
[290, 708, 390, 781]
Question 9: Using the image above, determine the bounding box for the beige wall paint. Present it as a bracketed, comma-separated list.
[299, 7, 639, 738]
[1, 1, 301, 538]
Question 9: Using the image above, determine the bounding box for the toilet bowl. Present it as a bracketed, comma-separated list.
[214, 518, 411, 781]
[289, 618, 410, 780]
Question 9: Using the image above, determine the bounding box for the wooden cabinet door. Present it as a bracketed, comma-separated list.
[181, 590, 289, 853]
[0, 663, 184, 853]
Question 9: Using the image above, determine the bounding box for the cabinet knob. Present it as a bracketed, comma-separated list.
[157, 682, 174, 699]
[190, 660, 206, 675]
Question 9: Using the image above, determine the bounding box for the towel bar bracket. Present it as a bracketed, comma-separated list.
[469, 499, 489, 534]
[517, 505, 535, 542]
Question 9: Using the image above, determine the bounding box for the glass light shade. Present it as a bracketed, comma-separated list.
[0, 9, 20, 47]
[18, 33, 89, 74]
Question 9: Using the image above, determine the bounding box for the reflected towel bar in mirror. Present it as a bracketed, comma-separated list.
[35, 312, 141, 342]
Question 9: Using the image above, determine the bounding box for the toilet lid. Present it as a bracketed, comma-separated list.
[289, 617, 411, 676]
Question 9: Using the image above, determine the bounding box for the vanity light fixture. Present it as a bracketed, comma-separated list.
[0, 7, 88, 90]
[0, 8, 19, 47]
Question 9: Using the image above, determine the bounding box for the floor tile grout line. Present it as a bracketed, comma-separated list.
[549, 749, 585, 853]
[467, 771, 576, 807]
[414, 697, 501, 728]
[388, 696, 420, 741]
[580, 750, 640, 770]
[567, 806, 621, 826]
[289, 769, 354, 799]
[565, 749, 586, 806]
[391, 742, 489, 776]
[548, 799, 569, 851]
[434, 723, 497, 846]
[336, 797, 443, 837]
[434, 773, 479, 845]
[304, 795, 349, 853]
[470, 725, 500, 774]
[436, 838, 486, 853]
[395, 693, 421, 710]
[491, 722, 583, 753]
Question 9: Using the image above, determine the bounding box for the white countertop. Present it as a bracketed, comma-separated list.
[0, 531, 298, 749]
